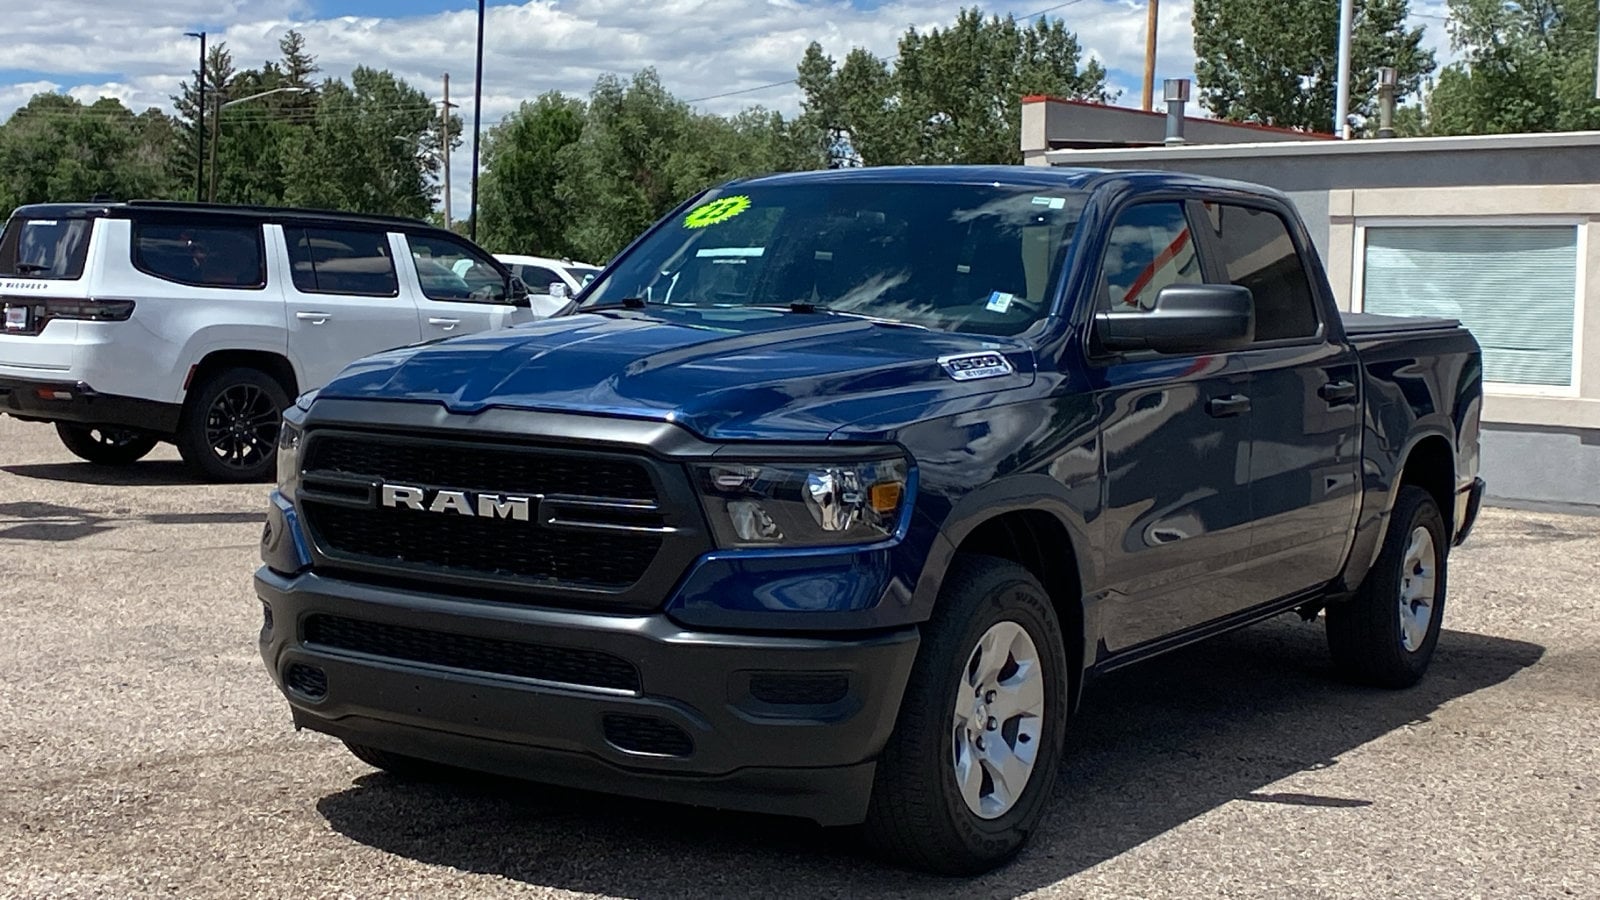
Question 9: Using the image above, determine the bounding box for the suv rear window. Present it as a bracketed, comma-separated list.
[133, 222, 266, 289]
[0, 216, 93, 279]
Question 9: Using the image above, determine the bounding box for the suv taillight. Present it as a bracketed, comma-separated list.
[45, 298, 137, 321]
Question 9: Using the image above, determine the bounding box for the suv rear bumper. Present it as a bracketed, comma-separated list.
[0, 376, 180, 434]
[255, 568, 921, 826]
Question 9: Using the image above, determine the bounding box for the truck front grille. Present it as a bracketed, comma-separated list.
[295, 430, 704, 604]
[304, 614, 641, 692]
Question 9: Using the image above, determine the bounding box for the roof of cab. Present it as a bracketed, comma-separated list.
[725, 164, 1293, 204]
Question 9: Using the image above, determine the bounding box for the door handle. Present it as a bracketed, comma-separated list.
[1319, 379, 1358, 403]
[295, 311, 332, 325]
[428, 317, 460, 331]
[1206, 394, 1251, 418]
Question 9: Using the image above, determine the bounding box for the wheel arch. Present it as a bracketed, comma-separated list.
[182, 349, 300, 414]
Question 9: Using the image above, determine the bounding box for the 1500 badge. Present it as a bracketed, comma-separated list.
[938, 352, 1015, 382]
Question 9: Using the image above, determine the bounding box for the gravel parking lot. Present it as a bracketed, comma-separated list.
[1, 412, 1596, 899]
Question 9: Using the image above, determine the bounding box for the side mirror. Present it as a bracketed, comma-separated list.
[1096, 284, 1255, 354]
[507, 275, 531, 307]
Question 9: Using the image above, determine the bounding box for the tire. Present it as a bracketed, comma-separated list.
[343, 741, 468, 782]
[175, 367, 290, 483]
[1326, 485, 1448, 689]
[862, 554, 1069, 876]
[55, 423, 159, 466]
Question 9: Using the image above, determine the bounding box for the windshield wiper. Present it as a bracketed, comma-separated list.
[749, 302, 930, 330]
[10, 263, 49, 275]
[568, 296, 646, 314]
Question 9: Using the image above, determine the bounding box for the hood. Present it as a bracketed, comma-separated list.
[316, 306, 1037, 441]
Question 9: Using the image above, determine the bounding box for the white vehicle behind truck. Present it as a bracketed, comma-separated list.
[0, 201, 537, 482]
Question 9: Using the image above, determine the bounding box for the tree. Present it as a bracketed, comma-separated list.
[1419, 0, 1600, 134]
[0, 94, 184, 213]
[477, 92, 587, 257]
[280, 67, 447, 218]
[796, 8, 1110, 166]
[1192, 0, 1435, 133]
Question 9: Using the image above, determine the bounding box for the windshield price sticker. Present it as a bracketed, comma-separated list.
[684, 195, 752, 229]
[986, 291, 1014, 313]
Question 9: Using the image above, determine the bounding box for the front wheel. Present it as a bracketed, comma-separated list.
[175, 367, 289, 483]
[862, 554, 1068, 875]
[55, 423, 159, 466]
[1325, 485, 1448, 688]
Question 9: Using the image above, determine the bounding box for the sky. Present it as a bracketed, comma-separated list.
[0, 0, 1458, 219]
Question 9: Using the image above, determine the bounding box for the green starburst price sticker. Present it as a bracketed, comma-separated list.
[683, 195, 752, 228]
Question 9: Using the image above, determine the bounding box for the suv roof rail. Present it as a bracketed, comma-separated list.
[122, 199, 436, 230]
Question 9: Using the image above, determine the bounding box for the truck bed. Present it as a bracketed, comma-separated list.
[1341, 311, 1464, 336]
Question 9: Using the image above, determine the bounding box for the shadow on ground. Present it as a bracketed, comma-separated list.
[0, 500, 263, 541]
[315, 617, 1544, 897]
[2, 460, 215, 487]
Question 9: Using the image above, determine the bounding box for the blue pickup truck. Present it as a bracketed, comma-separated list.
[256, 166, 1484, 874]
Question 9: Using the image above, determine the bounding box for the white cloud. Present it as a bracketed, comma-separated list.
[1, 0, 1457, 220]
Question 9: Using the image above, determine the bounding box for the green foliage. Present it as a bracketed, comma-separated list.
[0, 94, 184, 215]
[1192, 0, 1435, 133]
[796, 7, 1110, 165]
[477, 92, 587, 258]
[1417, 0, 1600, 134]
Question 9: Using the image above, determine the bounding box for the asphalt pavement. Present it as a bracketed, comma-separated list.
[1, 413, 1595, 899]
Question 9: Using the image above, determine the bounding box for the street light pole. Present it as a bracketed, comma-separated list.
[1334, 0, 1354, 137]
[209, 87, 312, 203]
[469, 0, 485, 241]
[184, 31, 206, 202]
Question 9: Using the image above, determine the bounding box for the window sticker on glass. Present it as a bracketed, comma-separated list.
[683, 195, 752, 229]
[986, 291, 1015, 313]
[1031, 197, 1067, 210]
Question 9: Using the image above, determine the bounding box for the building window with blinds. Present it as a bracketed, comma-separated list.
[1359, 224, 1579, 389]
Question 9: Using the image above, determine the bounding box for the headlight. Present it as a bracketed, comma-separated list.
[276, 402, 309, 494]
[694, 457, 909, 548]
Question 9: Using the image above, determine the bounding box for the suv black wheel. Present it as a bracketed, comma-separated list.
[1325, 485, 1448, 688]
[176, 367, 289, 483]
[54, 423, 159, 466]
[862, 553, 1069, 875]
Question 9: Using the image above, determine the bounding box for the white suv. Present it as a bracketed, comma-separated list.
[494, 254, 603, 316]
[0, 201, 538, 482]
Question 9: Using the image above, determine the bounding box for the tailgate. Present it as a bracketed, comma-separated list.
[1, 287, 87, 376]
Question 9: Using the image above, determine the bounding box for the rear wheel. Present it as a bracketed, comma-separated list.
[175, 367, 289, 483]
[54, 423, 159, 466]
[1326, 485, 1448, 688]
[862, 554, 1068, 875]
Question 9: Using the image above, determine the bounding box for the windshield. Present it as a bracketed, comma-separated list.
[580, 181, 1088, 336]
[0, 216, 93, 279]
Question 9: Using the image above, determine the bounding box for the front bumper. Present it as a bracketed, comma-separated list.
[255, 568, 921, 826]
[0, 376, 180, 434]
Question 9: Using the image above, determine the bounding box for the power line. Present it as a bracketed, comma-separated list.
[683, 0, 1089, 106]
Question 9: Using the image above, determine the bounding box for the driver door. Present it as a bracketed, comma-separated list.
[399, 232, 529, 337]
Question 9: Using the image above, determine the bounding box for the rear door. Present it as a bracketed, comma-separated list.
[505, 261, 572, 317]
[1193, 200, 1362, 602]
[1088, 199, 1262, 651]
[399, 231, 528, 337]
[279, 225, 423, 391]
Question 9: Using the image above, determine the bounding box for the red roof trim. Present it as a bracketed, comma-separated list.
[1020, 94, 1338, 140]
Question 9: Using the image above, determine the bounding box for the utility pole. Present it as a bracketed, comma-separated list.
[185, 31, 206, 201]
[469, 0, 486, 241]
[1141, 0, 1159, 112]
[441, 73, 455, 228]
[1334, 0, 1354, 137]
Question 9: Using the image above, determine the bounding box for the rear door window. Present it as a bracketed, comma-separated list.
[1201, 203, 1320, 342]
[285, 227, 399, 297]
[512, 264, 564, 295]
[133, 221, 266, 289]
[0, 216, 94, 279]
